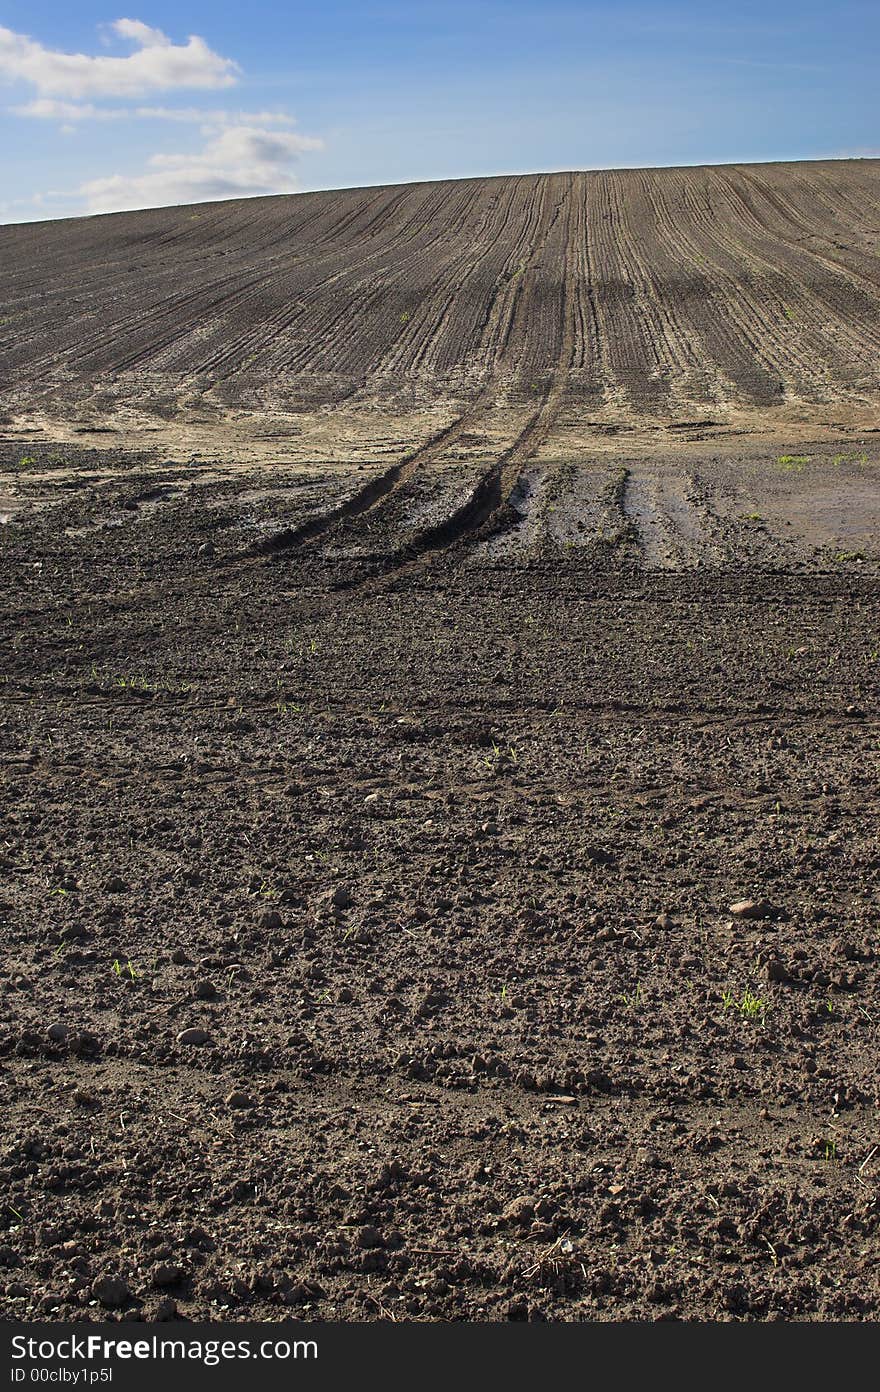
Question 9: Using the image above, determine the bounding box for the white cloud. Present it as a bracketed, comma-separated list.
[78, 125, 324, 213]
[111, 19, 170, 47]
[0, 21, 324, 221]
[144, 107, 296, 129]
[0, 19, 237, 100]
[12, 97, 296, 128]
[11, 98, 110, 120]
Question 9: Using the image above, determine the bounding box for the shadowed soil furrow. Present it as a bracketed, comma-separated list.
[740, 165, 880, 297]
[711, 168, 880, 364]
[331, 180, 584, 585]
[247, 406, 485, 556]
[251, 179, 581, 572]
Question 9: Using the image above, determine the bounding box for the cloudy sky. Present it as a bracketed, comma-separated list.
[0, 1, 877, 223]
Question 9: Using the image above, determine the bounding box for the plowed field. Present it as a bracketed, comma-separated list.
[1, 160, 880, 1323]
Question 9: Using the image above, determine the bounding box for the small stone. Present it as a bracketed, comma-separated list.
[176, 1027, 210, 1046]
[225, 1090, 252, 1109]
[47, 1023, 70, 1044]
[331, 885, 353, 909]
[729, 898, 777, 920]
[92, 1274, 131, 1308]
[197, 542, 215, 559]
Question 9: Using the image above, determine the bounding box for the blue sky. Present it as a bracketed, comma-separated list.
[0, 1, 877, 222]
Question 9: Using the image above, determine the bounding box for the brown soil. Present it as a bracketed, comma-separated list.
[1, 160, 880, 1323]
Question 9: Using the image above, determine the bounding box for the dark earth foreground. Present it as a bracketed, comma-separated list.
[1, 438, 879, 1322]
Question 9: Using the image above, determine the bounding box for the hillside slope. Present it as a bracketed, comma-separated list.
[1, 160, 879, 450]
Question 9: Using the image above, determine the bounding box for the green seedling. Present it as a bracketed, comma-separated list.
[113, 958, 138, 980]
[723, 987, 766, 1020]
[618, 982, 644, 1011]
[739, 988, 765, 1018]
[777, 454, 810, 471]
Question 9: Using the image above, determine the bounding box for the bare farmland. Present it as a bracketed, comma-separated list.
[1, 161, 880, 1322]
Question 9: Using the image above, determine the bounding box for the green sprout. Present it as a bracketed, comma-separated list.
[723, 987, 766, 1020]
